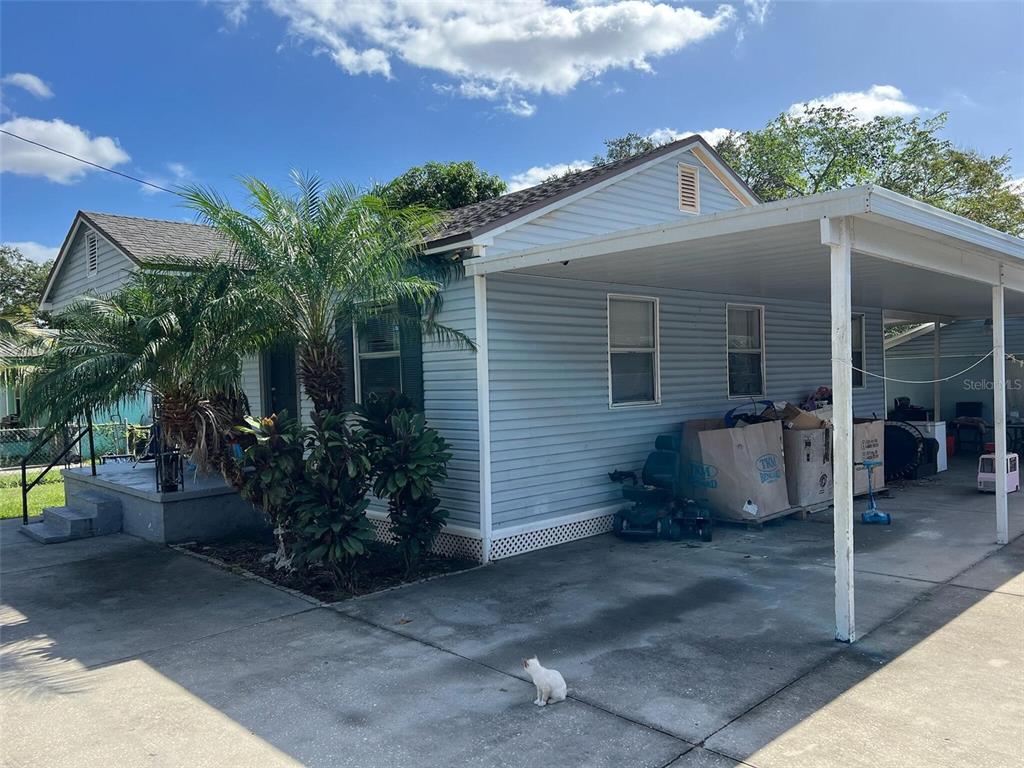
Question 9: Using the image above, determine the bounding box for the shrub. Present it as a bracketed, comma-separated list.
[357, 393, 451, 574]
[290, 410, 375, 590]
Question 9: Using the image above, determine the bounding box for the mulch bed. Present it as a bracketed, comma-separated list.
[180, 538, 477, 603]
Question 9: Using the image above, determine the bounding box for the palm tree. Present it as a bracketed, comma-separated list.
[21, 261, 265, 469]
[181, 173, 469, 414]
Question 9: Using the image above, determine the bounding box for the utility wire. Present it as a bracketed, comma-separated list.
[837, 349, 999, 385]
[0, 129, 179, 195]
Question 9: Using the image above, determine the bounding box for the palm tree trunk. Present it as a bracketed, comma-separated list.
[298, 341, 347, 414]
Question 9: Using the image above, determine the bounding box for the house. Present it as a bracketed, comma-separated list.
[40, 136, 1024, 642]
[885, 317, 1024, 424]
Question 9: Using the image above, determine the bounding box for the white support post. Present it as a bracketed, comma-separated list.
[824, 216, 855, 642]
[933, 318, 942, 422]
[993, 282, 1009, 545]
[474, 273, 494, 562]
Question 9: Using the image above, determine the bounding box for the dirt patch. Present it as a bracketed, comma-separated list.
[181, 538, 477, 603]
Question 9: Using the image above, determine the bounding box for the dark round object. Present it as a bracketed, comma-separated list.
[884, 421, 924, 480]
[613, 513, 625, 535]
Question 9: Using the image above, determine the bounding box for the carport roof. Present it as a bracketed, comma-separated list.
[465, 185, 1024, 319]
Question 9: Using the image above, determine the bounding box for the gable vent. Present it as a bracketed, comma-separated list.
[86, 230, 98, 275]
[678, 163, 700, 213]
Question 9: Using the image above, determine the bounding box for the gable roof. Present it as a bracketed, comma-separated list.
[429, 134, 759, 248]
[39, 211, 233, 308]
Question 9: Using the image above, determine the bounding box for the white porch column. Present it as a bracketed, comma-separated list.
[993, 282, 1009, 544]
[824, 217, 855, 642]
[474, 273, 494, 562]
[933, 318, 942, 421]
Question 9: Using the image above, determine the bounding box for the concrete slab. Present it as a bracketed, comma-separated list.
[1, 543, 312, 668]
[704, 583, 1024, 768]
[334, 535, 932, 744]
[950, 537, 1024, 595]
[2, 608, 692, 768]
[668, 747, 743, 767]
[1, 518, 143, 575]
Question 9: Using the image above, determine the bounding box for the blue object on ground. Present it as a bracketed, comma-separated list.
[858, 459, 892, 525]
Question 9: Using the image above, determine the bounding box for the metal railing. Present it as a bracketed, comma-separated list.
[20, 413, 96, 525]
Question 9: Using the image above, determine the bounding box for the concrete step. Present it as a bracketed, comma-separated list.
[42, 505, 95, 537]
[21, 521, 75, 544]
[68, 493, 122, 535]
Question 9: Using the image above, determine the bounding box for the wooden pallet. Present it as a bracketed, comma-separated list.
[717, 499, 834, 531]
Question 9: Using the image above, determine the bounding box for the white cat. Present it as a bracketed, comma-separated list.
[522, 656, 567, 707]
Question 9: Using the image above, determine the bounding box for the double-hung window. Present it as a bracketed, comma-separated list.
[851, 314, 866, 388]
[727, 304, 765, 397]
[355, 311, 402, 402]
[608, 295, 660, 406]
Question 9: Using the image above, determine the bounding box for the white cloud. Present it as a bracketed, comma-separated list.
[789, 84, 922, 121]
[3, 241, 59, 263]
[0, 117, 131, 184]
[507, 160, 592, 192]
[258, 1, 735, 113]
[501, 98, 537, 118]
[1, 72, 53, 99]
[647, 127, 732, 147]
[736, 0, 771, 43]
[140, 161, 193, 195]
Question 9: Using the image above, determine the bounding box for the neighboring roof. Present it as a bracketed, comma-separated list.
[430, 134, 759, 248]
[80, 211, 232, 265]
[884, 323, 936, 351]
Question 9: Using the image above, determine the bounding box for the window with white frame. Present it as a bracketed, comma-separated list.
[85, 230, 99, 276]
[852, 314, 866, 388]
[608, 295, 660, 406]
[727, 304, 765, 397]
[355, 311, 402, 402]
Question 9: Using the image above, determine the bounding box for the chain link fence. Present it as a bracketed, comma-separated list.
[0, 420, 145, 469]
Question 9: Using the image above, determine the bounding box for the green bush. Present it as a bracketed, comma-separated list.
[291, 410, 374, 590]
[357, 392, 451, 574]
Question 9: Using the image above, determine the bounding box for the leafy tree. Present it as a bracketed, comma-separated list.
[183, 173, 472, 416]
[716, 108, 1024, 235]
[591, 132, 658, 166]
[0, 245, 51, 320]
[381, 161, 506, 210]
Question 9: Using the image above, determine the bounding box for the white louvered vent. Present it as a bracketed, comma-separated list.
[86, 231, 99, 275]
[678, 163, 700, 213]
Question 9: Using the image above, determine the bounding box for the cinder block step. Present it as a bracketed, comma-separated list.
[42, 506, 96, 537]
[21, 521, 75, 544]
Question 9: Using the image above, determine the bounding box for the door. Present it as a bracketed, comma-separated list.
[262, 345, 299, 418]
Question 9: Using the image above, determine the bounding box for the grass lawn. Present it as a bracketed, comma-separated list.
[0, 471, 66, 520]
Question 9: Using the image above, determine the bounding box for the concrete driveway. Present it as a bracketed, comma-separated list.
[2, 463, 1023, 767]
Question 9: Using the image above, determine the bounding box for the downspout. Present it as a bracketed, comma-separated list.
[472, 246, 494, 563]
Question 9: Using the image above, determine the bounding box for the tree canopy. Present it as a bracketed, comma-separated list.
[381, 160, 506, 211]
[1, 245, 52, 321]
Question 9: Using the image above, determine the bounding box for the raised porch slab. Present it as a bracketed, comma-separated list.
[62, 463, 269, 544]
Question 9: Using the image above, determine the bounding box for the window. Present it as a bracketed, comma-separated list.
[852, 314, 866, 388]
[608, 295, 660, 406]
[727, 304, 765, 397]
[355, 312, 402, 402]
[678, 164, 700, 213]
[86, 230, 98, 276]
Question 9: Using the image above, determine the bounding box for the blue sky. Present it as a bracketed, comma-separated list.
[2, 0, 1022, 262]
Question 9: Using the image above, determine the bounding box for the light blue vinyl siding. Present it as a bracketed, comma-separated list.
[485, 273, 885, 530]
[488, 150, 745, 256]
[47, 226, 135, 310]
[423, 278, 480, 529]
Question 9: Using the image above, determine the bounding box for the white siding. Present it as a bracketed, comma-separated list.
[485, 273, 885, 530]
[488, 150, 745, 256]
[47, 226, 135, 310]
[241, 355, 262, 418]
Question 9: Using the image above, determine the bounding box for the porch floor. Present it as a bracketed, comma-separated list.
[2, 458, 1022, 767]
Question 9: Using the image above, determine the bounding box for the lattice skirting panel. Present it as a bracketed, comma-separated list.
[490, 513, 616, 560]
[368, 516, 484, 562]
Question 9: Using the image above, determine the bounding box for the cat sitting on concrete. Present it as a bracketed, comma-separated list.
[522, 656, 567, 707]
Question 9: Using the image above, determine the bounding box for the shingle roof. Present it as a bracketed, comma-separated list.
[430, 134, 752, 246]
[81, 211, 232, 265]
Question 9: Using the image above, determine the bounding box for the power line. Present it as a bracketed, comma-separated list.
[0, 129, 179, 195]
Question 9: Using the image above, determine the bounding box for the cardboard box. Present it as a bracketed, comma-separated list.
[853, 419, 885, 495]
[680, 419, 790, 521]
[783, 428, 833, 507]
[780, 403, 829, 431]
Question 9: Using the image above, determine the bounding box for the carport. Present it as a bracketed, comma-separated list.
[467, 184, 1024, 642]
